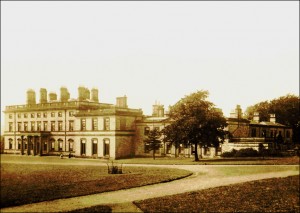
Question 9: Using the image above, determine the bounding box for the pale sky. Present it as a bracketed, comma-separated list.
[1, 1, 299, 123]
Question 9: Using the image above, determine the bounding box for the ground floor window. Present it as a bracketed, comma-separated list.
[17, 139, 21, 149]
[50, 139, 55, 151]
[44, 142, 47, 151]
[92, 139, 98, 155]
[81, 139, 86, 155]
[68, 139, 74, 152]
[58, 139, 63, 151]
[104, 139, 110, 156]
[166, 143, 171, 154]
[8, 139, 13, 149]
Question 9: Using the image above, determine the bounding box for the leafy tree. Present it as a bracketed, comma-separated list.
[163, 90, 227, 161]
[144, 128, 162, 160]
[244, 94, 300, 143]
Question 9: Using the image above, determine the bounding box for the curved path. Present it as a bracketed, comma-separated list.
[1, 164, 299, 213]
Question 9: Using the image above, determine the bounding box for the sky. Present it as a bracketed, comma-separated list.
[1, 1, 299, 124]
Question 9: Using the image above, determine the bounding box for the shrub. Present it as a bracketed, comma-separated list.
[221, 149, 237, 157]
[234, 148, 259, 157]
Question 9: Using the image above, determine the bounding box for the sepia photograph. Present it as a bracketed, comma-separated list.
[1, 1, 299, 212]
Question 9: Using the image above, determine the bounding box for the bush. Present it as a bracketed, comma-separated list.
[234, 148, 259, 157]
[221, 148, 259, 157]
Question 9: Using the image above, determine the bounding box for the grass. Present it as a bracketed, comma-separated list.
[134, 175, 300, 213]
[115, 156, 300, 165]
[0, 163, 192, 208]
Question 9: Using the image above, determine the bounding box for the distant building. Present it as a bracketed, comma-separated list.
[3, 87, 143, 159]
[2, 89, 293, 159]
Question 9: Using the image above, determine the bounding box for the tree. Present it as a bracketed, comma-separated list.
[163, 90, 227, 161]
[144, 128, 162, 160]
[244, 94, 300, 143]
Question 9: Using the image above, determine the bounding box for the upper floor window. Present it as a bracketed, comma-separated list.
[69, 111, 74, 117]
[18, 122, 22, 132]
[81, 119, 86, 131]
[144, 127, 150, 135]
[154, 127, 160, 132]
[43, 121, 48, 131]
[9, 114, 13, 119]
[31, 113, 35, 118]
[51, 121, 55, 131]
[31, 122, 35, 131]
[51, 112, 55, 117]
[104, 117, 110, 130]
[9, 122, 13, 132]
[58, 112, 62, 117]
[24, 122, 28, 131]
[17, 114, 21, 118]
[69, 121, 74, 131]
[92, 118, 98, 131]
[58, 121, 63, 131]
[37, 113, 41, 118]
[24, 113, 28, 118]
[43, 112, 47, 118]
[37, 121, 41, 131]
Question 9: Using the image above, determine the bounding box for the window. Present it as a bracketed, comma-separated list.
[17, 114, 21, 118]
[43, 112, 47, 118]
[24, 122, 28, 131]
[37, 113, 41, 118]
[286, 130, 290, 138]
[58, 121, 63, 131]
[50, 139, 55, 151]
[144, 127, 150, 135]
[69, 111, 74, 116]
[43, 121, 48, 131]
[9, 139, 13, 149]
[37, 121, 41, 131]
[81, 139, 86, 155]
[68, 139, 74, 151]
[31, 113, 35, 118]
[18, 122, 22, 132]
[104, 118, 110, 130]
[9, 122, 13, 132]
[31, 122, 35, 131]
[24, 113, 28, 118]
[251, 128, 256, 137]
[58, 112, 62, 117]
[51, 112, 55, 117]
[144, 143, 150, 153]
[81, 119, 86, 131]
[166, 143, 171, 154]
[154, 127, 160, 131]
[43, 142, 47, 151]
[69, 121, 74, 131]
[92, 118, 98, 130]
[51, 121, 55, 131]
[103, 139, 110, 156]
[58, 139, 63, 151]
[17, 139, 21, 149]
[9, 114, 13, 119]
[92, 139, 98, 155]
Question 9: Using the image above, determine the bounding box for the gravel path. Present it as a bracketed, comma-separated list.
[1, 164, 298, 213]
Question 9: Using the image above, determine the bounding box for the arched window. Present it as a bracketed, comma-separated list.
[17, 138, 21, 149]
[92, 138, 98, 155]
[8, 138, 13, 149]
[58, 139, 63, 151]
[50, 138, 55, 151]
[103, 139, 110, 156]
[68, 139, 74, 152]
[80, 139, 86, 155]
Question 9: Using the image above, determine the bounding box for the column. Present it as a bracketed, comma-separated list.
[21, 135, 24, 155]
[33, 136, 37, 156]
[39, 136, 43, 156]
[27, 136, 31, 155]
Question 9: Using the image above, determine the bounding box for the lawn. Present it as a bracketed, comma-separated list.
[0, 162, 192, 208]
[116, 156, 300, 165]
[134, 175, 300, 213]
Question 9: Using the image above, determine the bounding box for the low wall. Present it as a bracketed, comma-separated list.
[222, 140, 271, 153]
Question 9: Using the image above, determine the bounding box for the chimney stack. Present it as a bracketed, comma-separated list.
[253, 112, 260, 122]
[152, 102, 164, 117]
[269, 114, 276, 123]
[39, 88, 47, 104]
[91, 88, 99, 102]
[60, 87, 70, 102]
[116, 96, 128, 108]
[49, 92, 57, 101]
[26, 89, 36, 105]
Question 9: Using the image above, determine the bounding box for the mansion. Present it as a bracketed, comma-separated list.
[2, 87, 293, 159]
